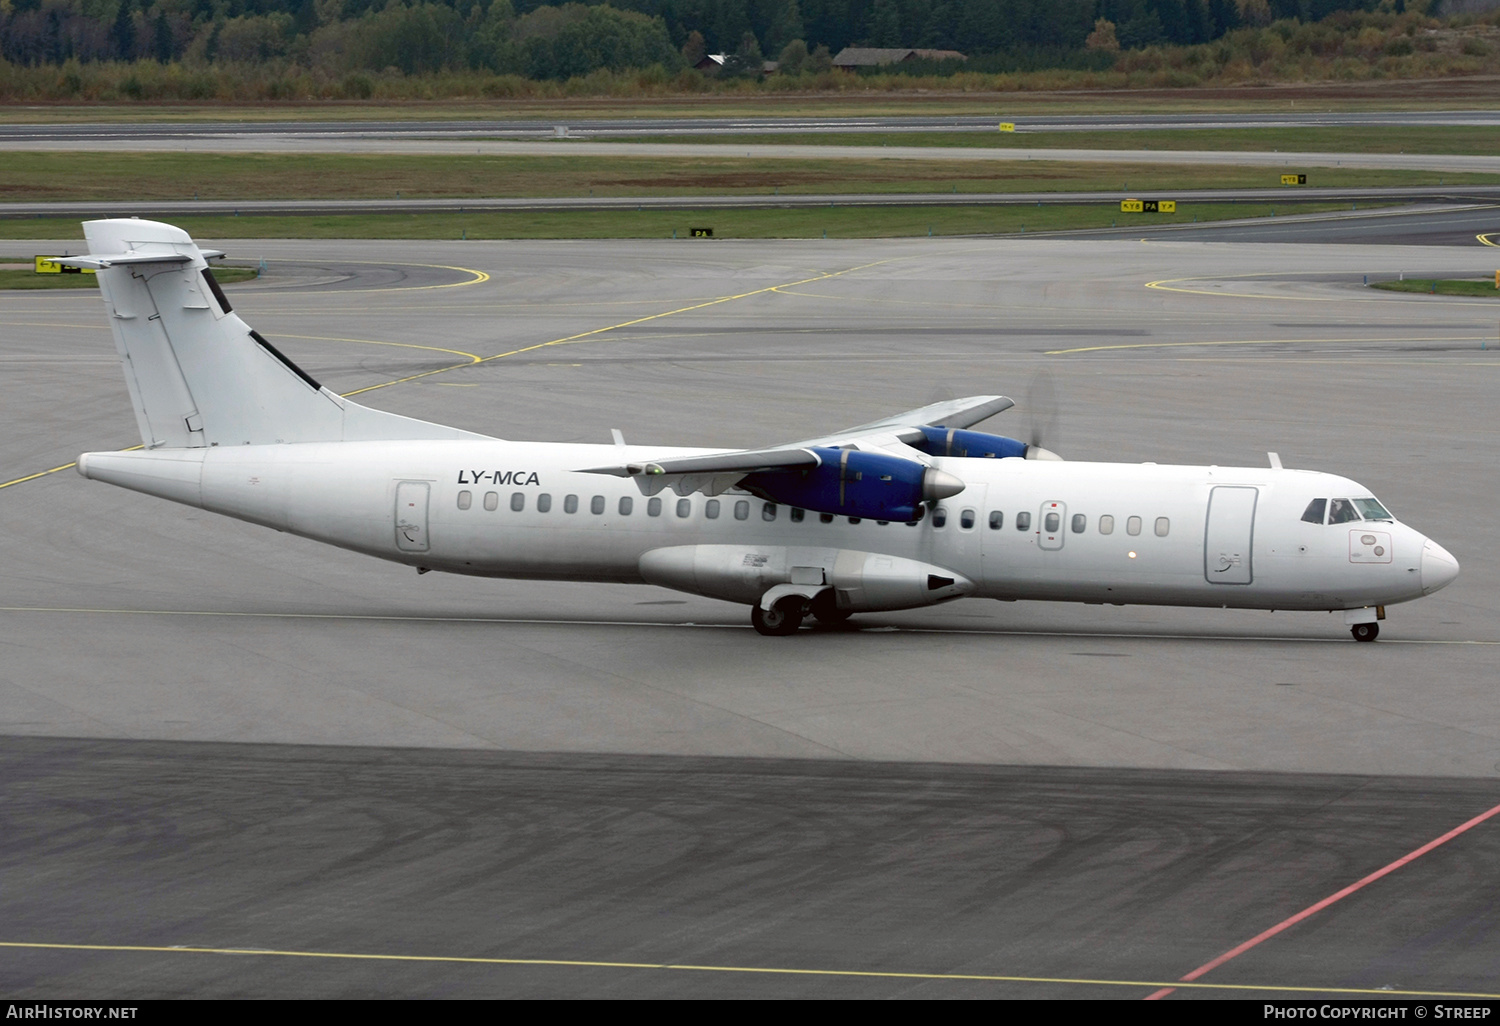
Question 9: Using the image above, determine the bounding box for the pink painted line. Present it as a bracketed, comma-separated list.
[1146, 799, 1500, 1001]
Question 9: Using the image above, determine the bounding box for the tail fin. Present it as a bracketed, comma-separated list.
[62, 219, 490, 449]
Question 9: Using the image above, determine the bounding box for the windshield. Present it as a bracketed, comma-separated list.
[1353, 497, 1393, 521]
[1328, 498, 1361, 524]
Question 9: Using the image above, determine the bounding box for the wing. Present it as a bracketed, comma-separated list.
[577, 395, 1012, 495]
[791, 394, 1013, 448]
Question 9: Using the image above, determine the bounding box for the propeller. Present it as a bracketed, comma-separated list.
[1024, 370, 1064, 460]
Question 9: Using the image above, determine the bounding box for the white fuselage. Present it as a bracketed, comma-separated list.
[79, 440, 1456, 615]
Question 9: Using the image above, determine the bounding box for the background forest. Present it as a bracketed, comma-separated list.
[0, 0, 1496, 99]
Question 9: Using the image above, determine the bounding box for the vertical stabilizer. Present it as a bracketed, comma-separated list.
[63, 219, 491, 449]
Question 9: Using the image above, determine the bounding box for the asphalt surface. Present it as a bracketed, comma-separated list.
[4, 110, 1499, 142]
[2, 231, 1498, 997]
[7, 186, 1500, 220]
[1053, 202, 1500, 246]
[4, 736, 1499, 999]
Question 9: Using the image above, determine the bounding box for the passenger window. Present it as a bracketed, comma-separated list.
[820, 513, 834, 524]
[734, 500, 749, 521]
[1155, 517, 1170, 537]
[1126, 516, 1141, 536]
[762, 502, 777, 522]
[1099, 515, 1114, 535]
[848, 517, 861, 525]
[618, 496, 633, 516]
[457, 490, 472, 510]
[932, 507, 948, 528]
[960, 509, 976, 529]
[676, 498, 691, 518]
[647, 497, 662, 517]
[591, 495, 605, 515]
[1044, 512, 1060, 532]
[484, 491, 498, 512]
[1071, 514, 1086, 534]
[790, 508, 804, 522]
[511, 492, 525, 512]
[1328, 498, 1360, 525]
[705, 499, 720, 519]
[989, 510, 1003, 530]
[1301, 498, 1327, 524]
[1016, 511, 1031, 531]
[537, 493, 552, 513]
[564, 494, 578, 514]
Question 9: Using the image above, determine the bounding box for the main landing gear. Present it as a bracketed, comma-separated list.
[750, 589, 853, 635]
[751, 595, 805, 636]
[1351, 622, 1379, 643]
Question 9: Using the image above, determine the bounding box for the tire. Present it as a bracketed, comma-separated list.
[809, 589, 852, 625]
[1351, 622, 1379, 642]
[751, 596, 804, 636]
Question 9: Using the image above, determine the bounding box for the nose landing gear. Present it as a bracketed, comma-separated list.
[1351, 622, 1379, 642]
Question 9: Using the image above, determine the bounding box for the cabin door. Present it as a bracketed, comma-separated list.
[395, 481, 430, 553]
[1205, 486, 1257, 584]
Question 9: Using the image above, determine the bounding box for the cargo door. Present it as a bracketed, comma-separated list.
[395, 481, 430, 552]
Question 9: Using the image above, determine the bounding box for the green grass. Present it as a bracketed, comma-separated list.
[1370, 277, 1500, 297]
[629, 125, 1500, 157]
[0, 203, 1369, 242]
[0, 265, 258, 288]
[0, 152, 1490, 205]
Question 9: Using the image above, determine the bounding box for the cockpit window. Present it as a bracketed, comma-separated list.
[1300, 498, 1326, 524]
[1327, 498, 1361, 524]
[1353, 498, 1392, 521]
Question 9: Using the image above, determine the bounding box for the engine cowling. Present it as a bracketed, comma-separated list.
[739, 447, 963, 523]
[909, 425, 1030, 460]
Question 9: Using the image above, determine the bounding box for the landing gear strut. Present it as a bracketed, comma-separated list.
[1351, 622, 1379, 643]
[751, 595, 805, 636]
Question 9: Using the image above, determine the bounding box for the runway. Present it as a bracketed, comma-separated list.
[2, 229, 1498, 997]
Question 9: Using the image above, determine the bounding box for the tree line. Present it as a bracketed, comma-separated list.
[0, 0, 1422, 78]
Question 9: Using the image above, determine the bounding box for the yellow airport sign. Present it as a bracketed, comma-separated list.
[1121, 199, 1175, 213]
[1121, 199, 1144, 213]
[34, 256, 93, 275]
[998, 122, 1015, 132]
[1281, 173, 1307, 185]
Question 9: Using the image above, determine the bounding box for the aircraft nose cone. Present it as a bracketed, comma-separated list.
[922, 468, 966, 503]
[1420, 539, 1460, 595]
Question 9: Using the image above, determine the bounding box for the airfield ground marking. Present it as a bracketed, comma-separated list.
[1146, 800, 1500, 1000]
[1147, 270, 1500, 305]
[1046, 334, 1492, 355]
[0, 606, 1496, 646]
[258, 260, 490, 295]
[342, 259, 888, 397]
[0, 939, 1497, 999]
[1477, 233, 1499, 247]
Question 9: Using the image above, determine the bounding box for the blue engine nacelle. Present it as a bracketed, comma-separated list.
[909, 425, 1030, 460]
[741, 447, 963, 522]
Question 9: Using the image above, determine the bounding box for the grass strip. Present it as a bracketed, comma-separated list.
[0, 266, 258, 288]
[0, 203, 1369, 242]
[0, 153, 1492, 205]
[1370, 277, 1500, 297]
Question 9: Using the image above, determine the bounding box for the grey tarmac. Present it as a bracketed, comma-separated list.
[0, 231, 1497, 997]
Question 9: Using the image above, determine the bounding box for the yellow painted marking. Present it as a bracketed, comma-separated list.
[0, 940, 1496, 998]
[287, 261, 490, 295]
[343, 260, 887, 397]
[1477, 233, 1500, 247]
[267, 333, 482, 364]
[1047, 335, 1489, 356]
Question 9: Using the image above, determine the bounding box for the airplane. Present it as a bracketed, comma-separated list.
[59, 218, 1459, 640]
